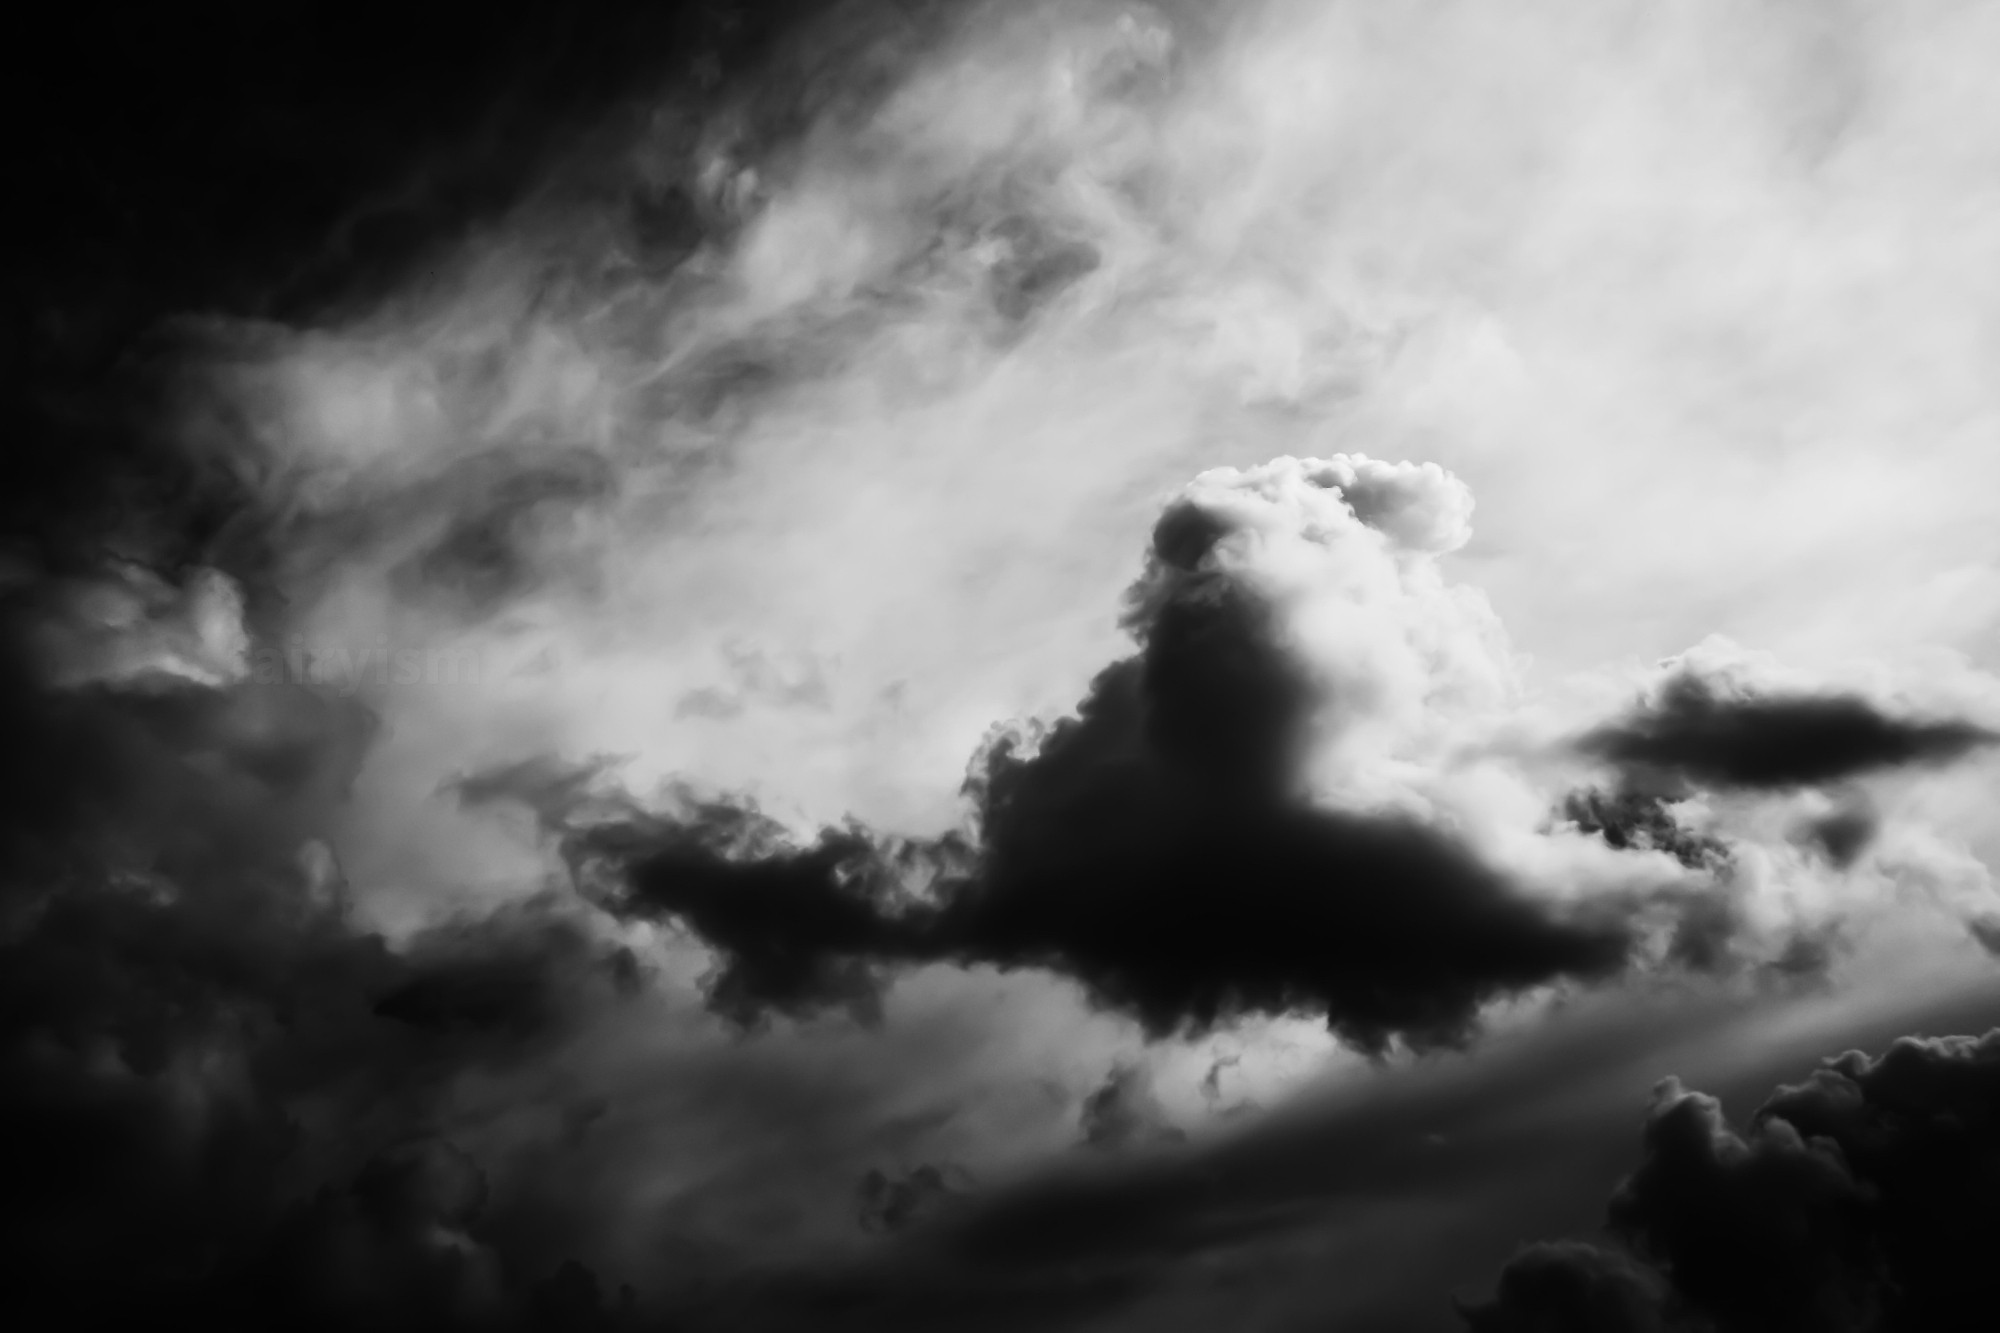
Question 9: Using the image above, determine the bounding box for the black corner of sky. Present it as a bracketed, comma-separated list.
[10, 1, 826, 351]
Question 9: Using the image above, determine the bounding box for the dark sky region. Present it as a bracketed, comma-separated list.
[10, 2, 2000, 1331]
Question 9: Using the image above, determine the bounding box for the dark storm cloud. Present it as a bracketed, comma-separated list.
[947, 653, 1632, 1053]
[576, 797, 946, 1027]
[1466, 1027, 2000, 1333]
[219, 1141, 641, 1333]
[3, 0, 778, 1292]
[1457, 1242, 1679, 1333]
[1578, 665, 1995, 790]
[0, 4, 819, 1310]
[9, 1, 868, 642]
[373, 905, 643, 1036]
[645, 983, 2000, 1333]
[0, 603, 647, 1328]
[493, 475, 1640, 1054]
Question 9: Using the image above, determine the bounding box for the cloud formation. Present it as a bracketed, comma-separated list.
[1464, 1027, 2000, 1333]
[0, 592, 645, 1329]
[488, 456, 1653, 1054]
[22, 3, 2000, 1329]
[472, 454, 2000, 1063]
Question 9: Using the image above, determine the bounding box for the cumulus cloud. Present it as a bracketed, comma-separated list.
[1458, 1241, 1680, 1333]
[1465, 1028, 2000, 1333]
[465, 451, 2000, 1061]
[475, 455, 1659, 1054]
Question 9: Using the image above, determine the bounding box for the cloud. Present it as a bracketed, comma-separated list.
[389, 447, 617, 621]
[0, 590, 648, 1328]
[1578, 648, 1996, 791]
[23, 3, 2000, 1330]
[858, 1163, 975, 1234]
[1458, 1241, 1680, 1333]
[466, 452, 2000, 1056]
[1079, 1064, 1186, 1152]
[1798, 799, 1880, 870]
[682, 977, 1947, 1333]
[1558, 788, 1731, 874]
[674, 642, 834, 721]
[491, 455, 1645, 1055]
[1465, 1027, 2000, 1333]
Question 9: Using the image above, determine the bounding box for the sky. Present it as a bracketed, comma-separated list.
[9, 2, 2000, 1330]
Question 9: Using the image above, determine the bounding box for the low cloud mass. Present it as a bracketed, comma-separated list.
[1465, 1028, 2000, 1333]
